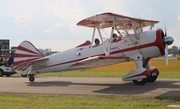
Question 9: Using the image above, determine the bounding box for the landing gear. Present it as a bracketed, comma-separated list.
[144, 59, 159, 83]
[133, 78, 147, 85]
[147, 67, 159, 82]
[29, 76, 35, 82]
[147, 75, 157, 82]
[28, 74, 35, 82]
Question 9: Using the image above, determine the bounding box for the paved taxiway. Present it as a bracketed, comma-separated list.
[0, 77, 180, 96]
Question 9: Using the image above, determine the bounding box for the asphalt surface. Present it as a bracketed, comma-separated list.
[0, 76, 180, 96]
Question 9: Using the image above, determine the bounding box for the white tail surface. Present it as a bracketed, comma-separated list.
[14, 41, 45, 66]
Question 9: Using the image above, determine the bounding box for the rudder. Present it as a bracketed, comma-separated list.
[14, 41, 45, 66]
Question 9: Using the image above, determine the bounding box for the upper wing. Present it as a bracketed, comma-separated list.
[77, 12, 159, 29]
[70, 56, 129, 69]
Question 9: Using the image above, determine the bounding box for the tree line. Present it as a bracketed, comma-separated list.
[168, 45, 180, 56]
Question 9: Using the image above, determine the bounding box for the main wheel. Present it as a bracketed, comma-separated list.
[29, 76, 35, 82]
[0, 70, 4, 77]
[133, 78, 147, 85]
[147, 75, 157, 82]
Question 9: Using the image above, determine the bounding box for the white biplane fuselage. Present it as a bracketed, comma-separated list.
[13, 13, 174, 85]
[34, 29, 163, 72]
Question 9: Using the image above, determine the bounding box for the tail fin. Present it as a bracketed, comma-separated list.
[14, 41, 45, 66]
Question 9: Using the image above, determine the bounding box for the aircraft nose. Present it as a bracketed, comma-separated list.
[164, 36, 174, 45]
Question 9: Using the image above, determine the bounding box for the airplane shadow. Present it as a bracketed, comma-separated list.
[26, 79, 180, 96]
[155, 91, 180, 102]
[26, 81, 73, 87]
[92, 81, 180, 95]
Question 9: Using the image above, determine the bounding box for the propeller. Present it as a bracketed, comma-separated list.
[163, 20, 174, 65]
[165, 44, 168, 65]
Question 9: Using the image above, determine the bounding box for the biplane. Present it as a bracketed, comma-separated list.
[13, 12, 174, 85]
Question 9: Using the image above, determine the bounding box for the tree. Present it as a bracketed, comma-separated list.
[168, 45, 179, 56]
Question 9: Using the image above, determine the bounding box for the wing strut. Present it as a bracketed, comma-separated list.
[90, 27, 96, 57]
[131, 20, 138, 37]
[140, 22, 143, 32]
[150, 22, 154, 30]
[97, 28, 108, 56]
[107, 18, 116, 56]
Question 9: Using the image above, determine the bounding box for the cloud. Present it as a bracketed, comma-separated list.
[91, 0, 129, 15]
[15, 13, 35, 27]
[45, 23, 66, 34]
[53, 23, 65, 28]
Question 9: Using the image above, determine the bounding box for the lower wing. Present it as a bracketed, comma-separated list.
[70, 56, 129, 69]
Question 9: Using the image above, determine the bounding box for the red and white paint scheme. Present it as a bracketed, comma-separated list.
[13, 12, 174, 85]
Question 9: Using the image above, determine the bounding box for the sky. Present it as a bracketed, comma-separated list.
[0, 0, 180, 51]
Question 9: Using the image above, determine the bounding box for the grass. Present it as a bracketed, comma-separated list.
[0, 93, 179, 109]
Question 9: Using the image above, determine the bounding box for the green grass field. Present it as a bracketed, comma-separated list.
[0, 93, 180, 109]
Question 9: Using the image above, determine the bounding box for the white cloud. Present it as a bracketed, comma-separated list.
[91, 0, 129, 15]
[168, 22, 180, 47]
[167, 1, 180, 47]
[53, 23, 65, 28]
[178, 16, 180, 21]
[15, 13, 35, 27]
[45, 29, 56, 34]
[45, 23, 67, 34]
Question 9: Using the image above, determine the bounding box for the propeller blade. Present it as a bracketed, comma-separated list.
[165, 44, 168, 65]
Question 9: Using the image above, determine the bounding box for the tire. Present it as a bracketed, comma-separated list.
[133, 78, 147, 85]
[29, 76, 35, 82]
[147, 75, 157, 82]
[21, 74, 27, 77]
[0, 70, 4, 77]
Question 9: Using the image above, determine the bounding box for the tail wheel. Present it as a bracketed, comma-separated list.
[0, 70, 4, 77]
[29, 76, 35, 82]
[133, 78, 147, 85]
